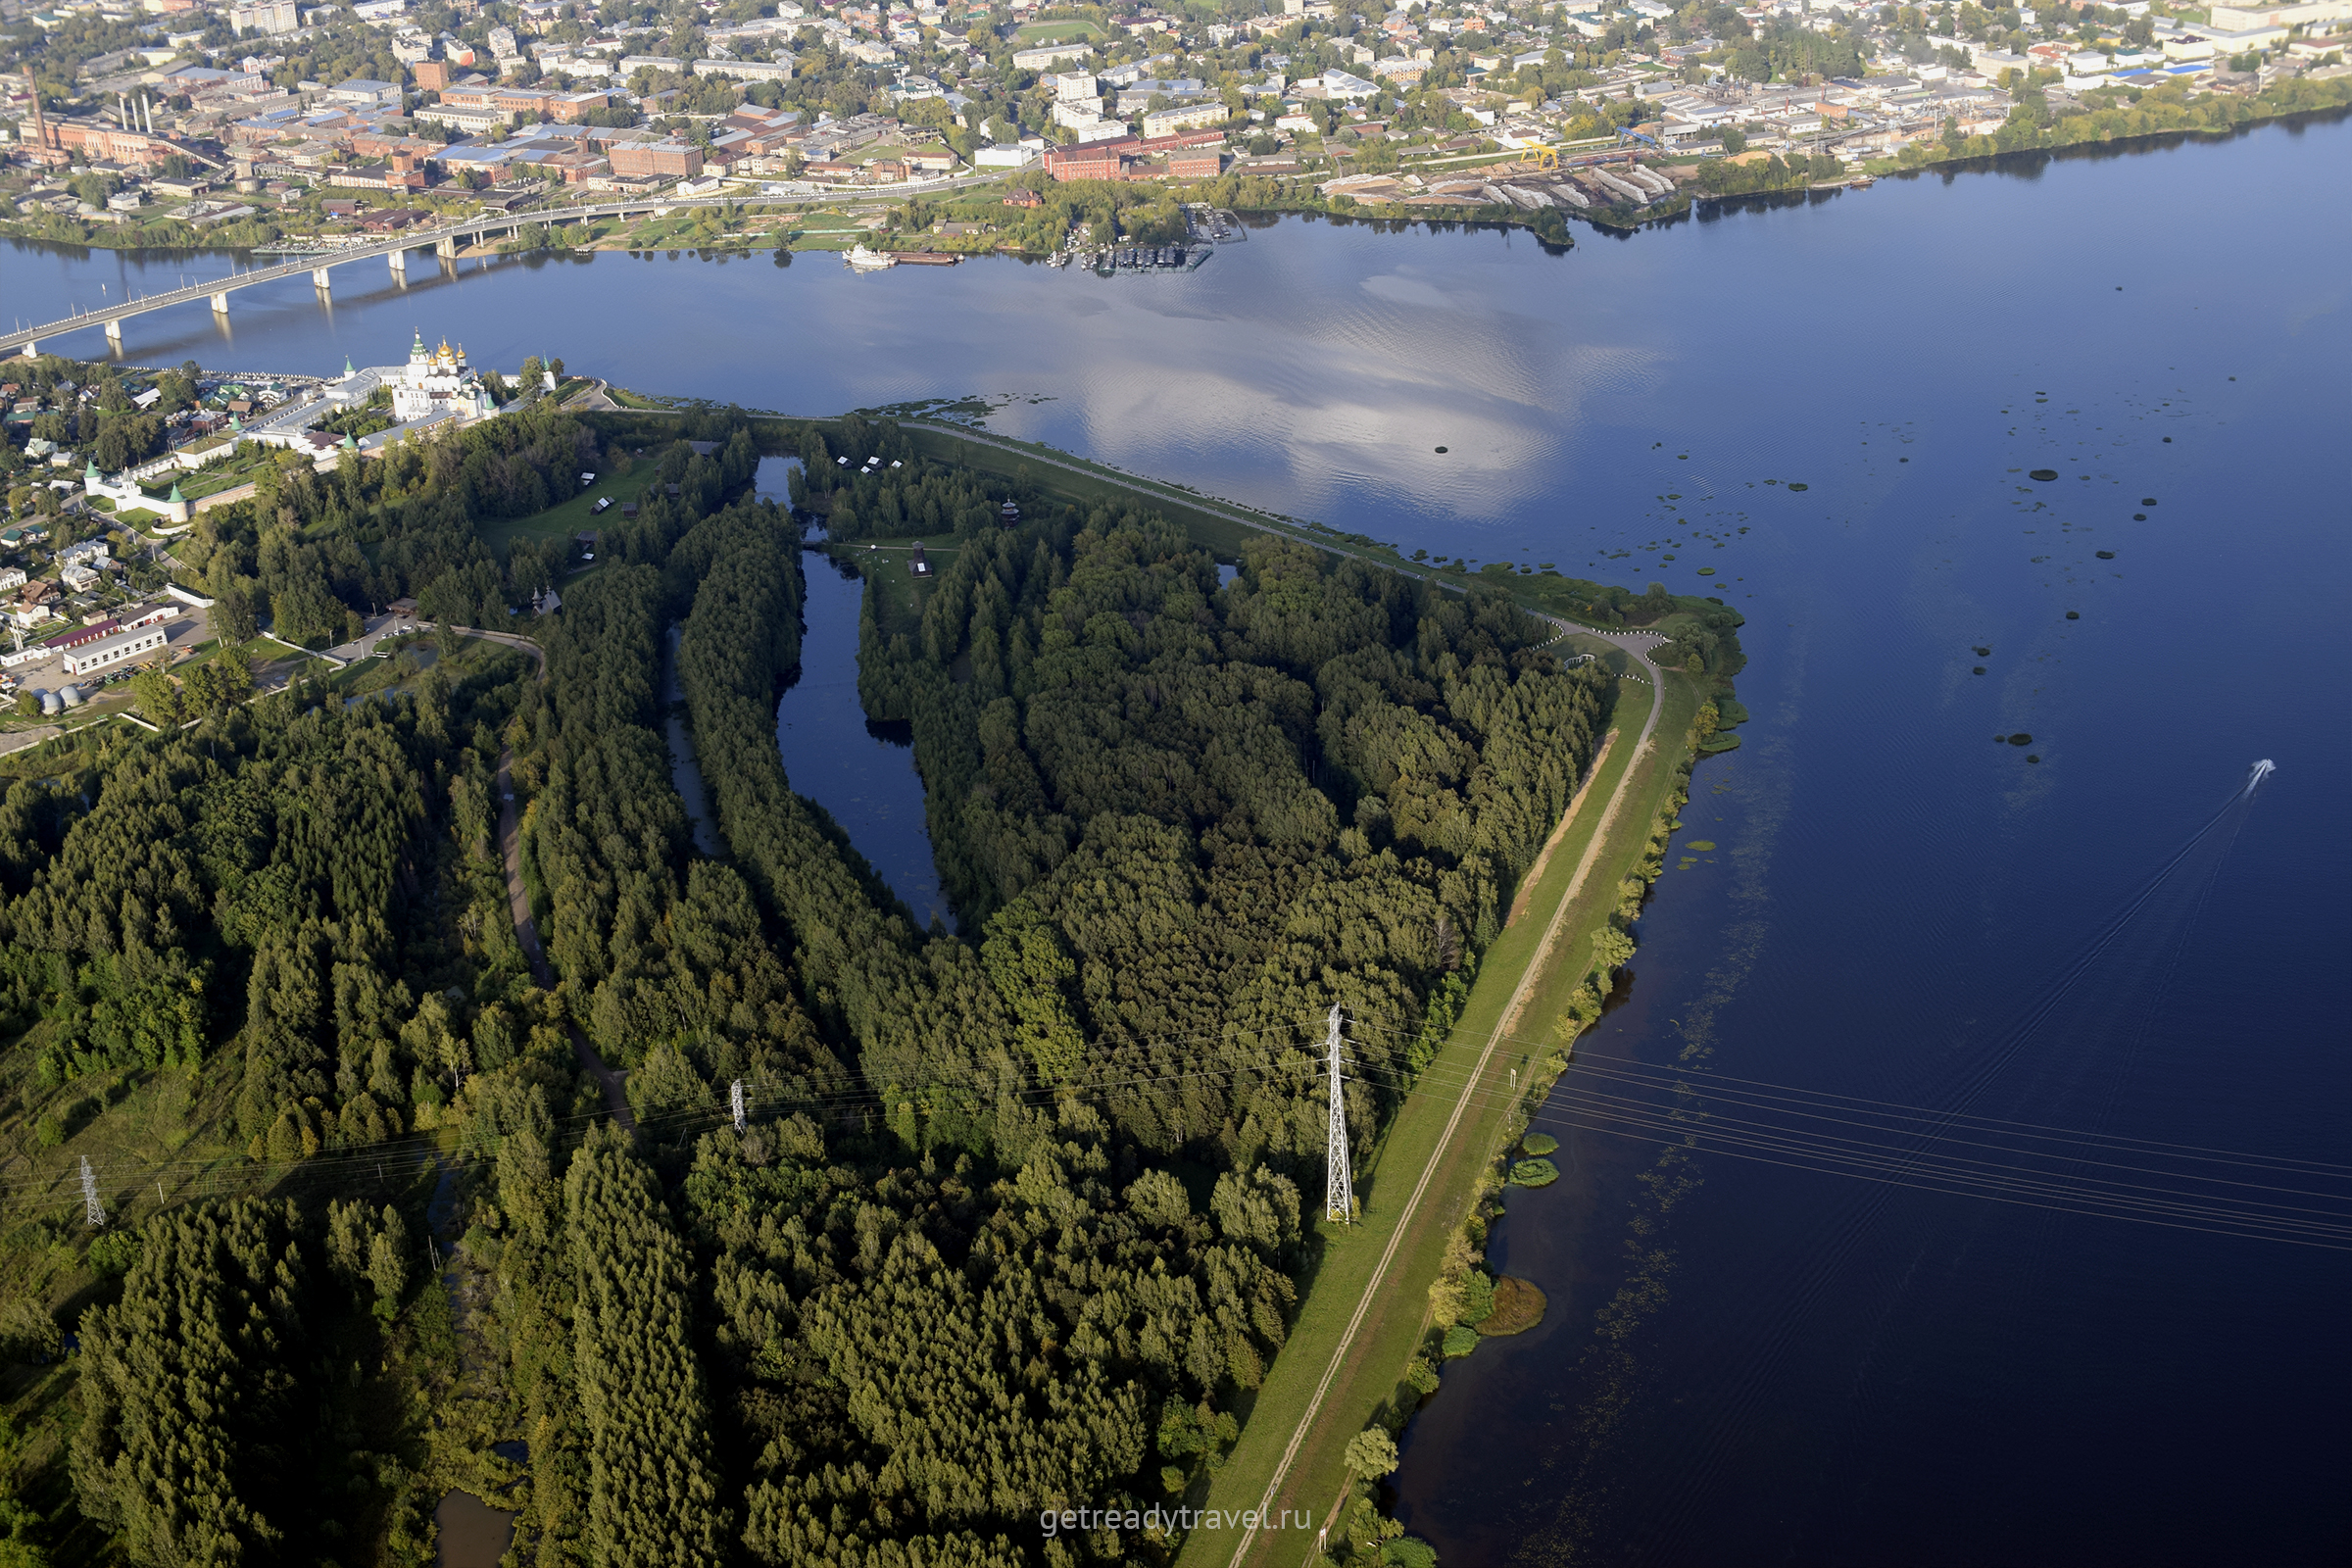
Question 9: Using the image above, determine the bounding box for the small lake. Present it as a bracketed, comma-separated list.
[433, 1491, 514, 1568]
[774, 544, 955, 933]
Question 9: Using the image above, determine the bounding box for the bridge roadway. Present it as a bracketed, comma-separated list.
[1, 165, 1019, 359]
[1, 198, 752, 357]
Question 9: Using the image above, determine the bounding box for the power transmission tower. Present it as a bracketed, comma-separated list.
[1324, 1004, 1352, 1224]
[80, 1156, 105, 1228]
[730, 1079, 746, 1133]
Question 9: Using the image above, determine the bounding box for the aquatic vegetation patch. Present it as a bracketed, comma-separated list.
[1974, 646, 1991, 657]
[2030, 469, 2059, 482]
[1521, 1134, 1559, 1156]
[2066, 611, 2080, 619]
[1787, 482, 1807, 491]
[2007, 733, 2033, 746]
[1509, 1157, 1560, 1187]
[2096, 551, 2116, 560]
[1684, 841, 1716, 852]
[1478, 1276, 1549, 1337]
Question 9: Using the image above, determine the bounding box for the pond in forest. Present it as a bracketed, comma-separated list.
[773, 546, 955, 933]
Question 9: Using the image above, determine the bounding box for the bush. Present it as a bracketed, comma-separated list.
[1385, 1539, 1440, 1568]
[1460, 1269, 1494, 1327]
[1509, 1157, 1559, 1187]
[1441, 1324, 1479, 1358]
[0, 1298, 59, 1363]
[32, 1116, 64, 1149]
[86, 1229, 140, 1277]
[1521, 1133, 1558, 1156]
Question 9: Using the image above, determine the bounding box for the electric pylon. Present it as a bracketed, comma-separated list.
[80, 1155, 105, 1228]
[730, 1079, 747, 1133]
[1324, 1004, 1352, 1224]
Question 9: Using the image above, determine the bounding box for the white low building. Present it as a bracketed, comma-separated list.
[63, 623, 170, 677]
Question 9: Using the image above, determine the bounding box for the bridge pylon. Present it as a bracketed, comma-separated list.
[312, 267, 331, 291]
[105, 319, 122, 347]
[211, 292, 229, 317]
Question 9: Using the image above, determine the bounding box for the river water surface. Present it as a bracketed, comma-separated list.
[9, 117, 2346, 1564]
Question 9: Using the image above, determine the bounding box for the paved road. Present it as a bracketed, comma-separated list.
[497, 747, 633, 1130]
[1225, 628, 1670, 1568]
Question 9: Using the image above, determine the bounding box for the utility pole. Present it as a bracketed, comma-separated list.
[1324, 1004, 1352, 1224]
[730, 1079, 746, 1133]
[80, 1156, 106, 1228]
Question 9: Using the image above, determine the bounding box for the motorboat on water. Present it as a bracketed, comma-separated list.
[843, 243, 897, 270]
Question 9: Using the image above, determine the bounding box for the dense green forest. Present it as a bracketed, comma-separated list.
[0, 408, 1738, 1565]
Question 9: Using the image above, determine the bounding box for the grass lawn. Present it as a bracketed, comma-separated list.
[825, 533, 963, 633]
[1176, 666, 1705, 1568]
[1012, 18, 1102, 42]
[476, 464, 660, 554]
[177, 450, 277, 501]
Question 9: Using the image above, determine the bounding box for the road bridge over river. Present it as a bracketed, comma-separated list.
[2, 161, 1022, 360]
[1, 198, 746, 358]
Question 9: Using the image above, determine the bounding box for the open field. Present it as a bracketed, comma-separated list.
[476, 463, 659, 554]
[1011, 18, 1103, 43]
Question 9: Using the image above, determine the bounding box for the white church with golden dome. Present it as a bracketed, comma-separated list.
[390, 332, 497, 423]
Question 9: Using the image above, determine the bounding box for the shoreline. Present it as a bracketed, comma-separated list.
[7, 94, 2340, 268]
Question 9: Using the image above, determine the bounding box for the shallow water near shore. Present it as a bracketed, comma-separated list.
[8, 117, 2346, 1563]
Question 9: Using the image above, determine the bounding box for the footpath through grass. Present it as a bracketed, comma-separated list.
[1178, 665, 1702, 1568]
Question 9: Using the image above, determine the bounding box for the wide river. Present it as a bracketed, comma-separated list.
[9, 116, 2347, 1564]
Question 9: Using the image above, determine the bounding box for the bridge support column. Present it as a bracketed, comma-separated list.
[388, 247, 407, 278]
[312, 267, 331, 290]
[105, 319, 122, 347]
[21, 341, 37, 359]
[211, 292, 229, 317]
[435, 235, 457, 259]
